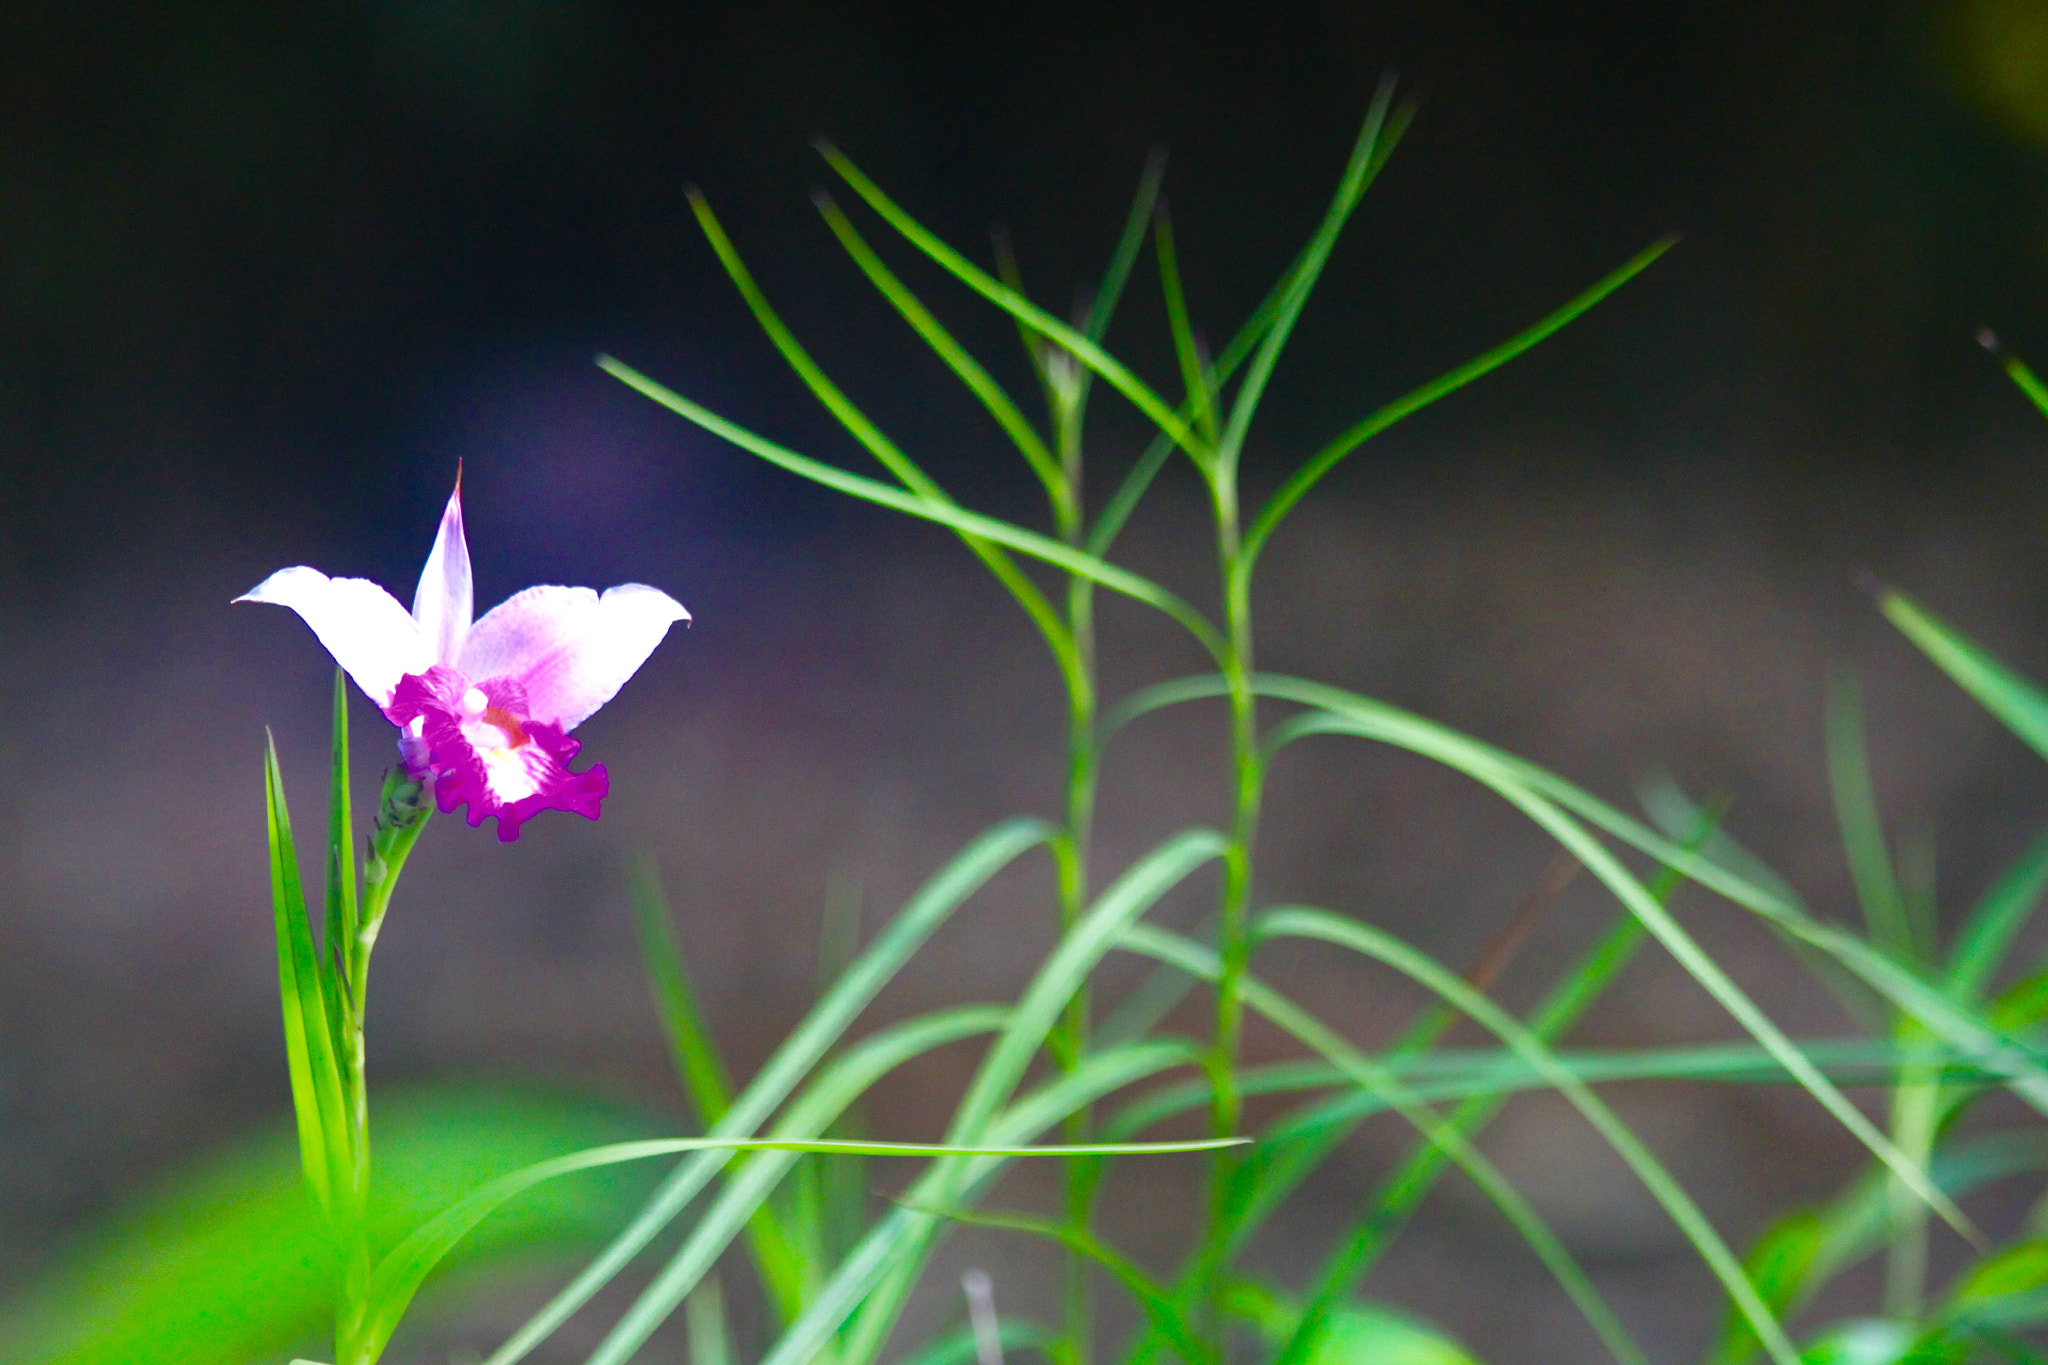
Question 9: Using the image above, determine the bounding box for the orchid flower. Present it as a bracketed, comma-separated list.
[238, 474, 688, 841]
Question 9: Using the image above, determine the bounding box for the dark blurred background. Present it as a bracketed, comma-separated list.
[14, 1, 2048, 1360]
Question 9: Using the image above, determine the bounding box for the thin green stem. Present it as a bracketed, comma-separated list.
[334, 762, 431, 1365]
[1196, 475, 1262, 1347]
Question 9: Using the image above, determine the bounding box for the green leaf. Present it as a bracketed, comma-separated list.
[812, 139, 1203, 463]
[912, 1206, 1212, 1365]
[1213, 79, 1407, 479]
[685, 189, 1074, 667]
[1240, 234, 1675, 568]
[1705, 1211, 1826, 1365]
[1299, 1305, 1482, 1365]
[756, 1040, 1206, 1365]
[1257, 906, 1798, 1365]
[607, 831, 1228, 1365]
[1984, 332, 2048, 420]
[626, 858, 732, 1130]
[0, 1087, 658, 1365]
[1877, 588, 2048, 765]
[599, 354, 1227, 663]
[811, 190, 1062, 501]
[1115, 923, 1649, 1365]
[1948, 825, 2048, 1001]
[324, 668, 359, 1086]
[1826, 672, 1913, 959]
[264, 732, 350, 1214]
[484, 818, 1053, 1365]
[1153, 205, 1218, 451]
[684, 1274, 731, 1365]
[1793, 1319, 1922, 1365]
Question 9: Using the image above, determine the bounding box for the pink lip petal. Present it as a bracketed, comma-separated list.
[385, 666, 609, 841]
[411, 473, 474, 668]
[235, 566, 432, 709]
[456, 582, 690, 732]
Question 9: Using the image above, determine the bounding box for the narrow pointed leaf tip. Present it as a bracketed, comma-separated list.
[236, 475, 689, 840]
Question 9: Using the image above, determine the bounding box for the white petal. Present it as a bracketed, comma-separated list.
[236, 566, 433, 708]
[457, 582, 689, 731]
[411, 475, 473, 667]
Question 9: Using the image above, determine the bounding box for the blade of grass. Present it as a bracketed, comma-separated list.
[485, 818, 1052, 1365]
[811, 191, 1062, 502]
[1212, 78, 1406, 480]
[685, 1274, 731, 1365]
[1826, 672, 1912, 957]
[1113, 922, 1650, 1365]
[1266, 705, 1980, 1244]
[626, 857, 816, 1324]
[1258, 905, 1800, 1365]
[600, 355, 1228, 664]
[686, 190, 1074, 669]
[1981, 330, 2048, 420]
[910, 1206, 1212, 1365]
[1877, 587, 2048, 763]
[264, 732, 349, 1214]
[628, 858, 731, 1128]
[1106, 673, 2048, 1111]
[812, 139, 1204, 464]
[1153, 205, 1217, 451]
[1105, 1040, 1997, 1143]
[1240, 234, 1676, 571]
[324, 669, 358, 1103]
[754, 1039, 1207, 1365]
[1949, 826, 2048, 1001]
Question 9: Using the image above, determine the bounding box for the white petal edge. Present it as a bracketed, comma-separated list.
[411, 477, 474, 668]
[236, 566, 434, 709]
[457, 582, 690, 731]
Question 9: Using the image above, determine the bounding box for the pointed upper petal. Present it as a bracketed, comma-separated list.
[237, 566, 434, 709]
[411, 476, 474, 667]
[456, 583, 690, 731]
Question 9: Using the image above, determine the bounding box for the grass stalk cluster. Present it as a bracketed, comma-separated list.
[137, 85, 2048, 1365]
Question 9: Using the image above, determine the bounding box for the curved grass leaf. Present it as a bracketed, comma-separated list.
[686, 189, 1074, 667]
[1256, 905, 1798, 1365]
[909, 1205, 1212, 1365]
[264, 731, 348, 1214]
[584, 830, 1227, 1365]
[754, 1039, 1207, 1365]
[1239, 236, 1676, 568]
[811, 140, 1202, 463]
[1108, 673, 2048, 1113]
[1264, 706, 1977, 1245]
[1877, 588, 2048, 765]
[810, 191, 1061, 500]
[485, 818, 1051, 1365]
[1948, 825, 2048, 1002]
[1113, 923, 1650, 1365]
[1213, 77, 1404, 480]
[600, 355, 1228, 662]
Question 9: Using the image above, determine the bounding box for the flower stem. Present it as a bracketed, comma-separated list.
[333, 763, 433, 1365]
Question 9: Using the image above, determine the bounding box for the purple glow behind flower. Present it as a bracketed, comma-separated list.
[237, 475, 688, 840]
